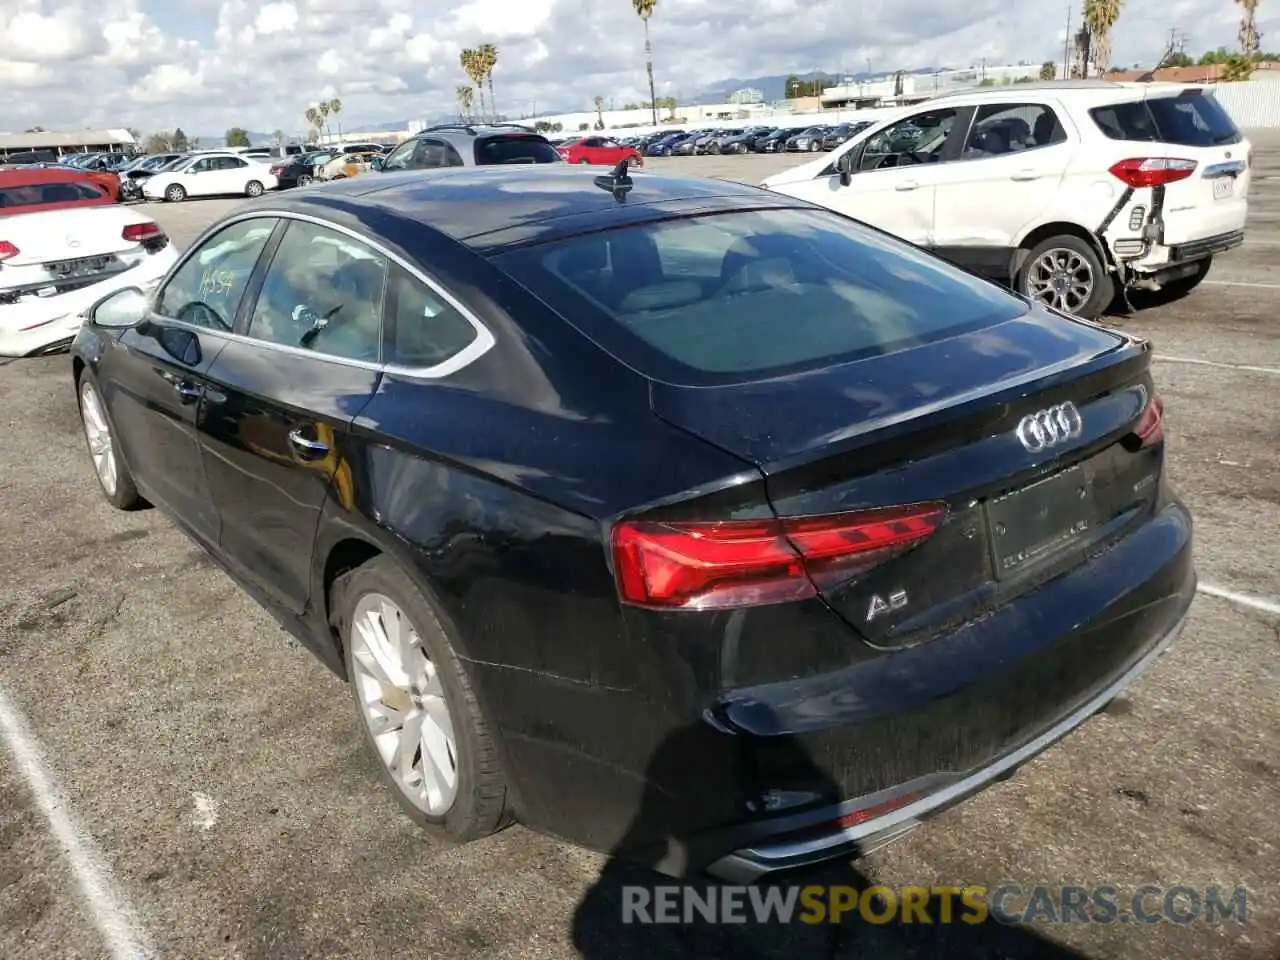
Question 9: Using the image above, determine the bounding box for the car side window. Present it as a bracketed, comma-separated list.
[155, 219, 278, 330]
[246, 220, 388, 362]
[965, 103, 1067, 157]
[412, 139, 454, 169]
[383, 263, 479, 368]
[189, 158, 213, 173]
[381, 141, 415, 171]
[858, 109, 959, 171]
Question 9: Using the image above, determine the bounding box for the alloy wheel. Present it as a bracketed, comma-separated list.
[165, 184, 185, 202]
[1026, 248, 1095, 314]
[298, 174, 313, 186]
[79, 381, 117, 497]
[246, 180, 264, 197]
[349, 592, 459, 815]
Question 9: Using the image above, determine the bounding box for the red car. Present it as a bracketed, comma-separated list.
[0, 168, 117, 216]
[556, 136, 643, 167]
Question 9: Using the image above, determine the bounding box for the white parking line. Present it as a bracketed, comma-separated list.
[1199, 583, 1280, 617]
[0, 687, 157, 960]
[1202, 279, 1280, 290]
[1157, 355, 1280, 375]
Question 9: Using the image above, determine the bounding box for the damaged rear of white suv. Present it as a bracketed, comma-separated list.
[762, 81, 1251, 319]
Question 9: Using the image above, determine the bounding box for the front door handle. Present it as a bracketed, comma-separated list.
[1011, 169, 1041, 181]
[288, 428, 329, 460]
[894, 180, 920, 191]
[173, 382, 201, 404]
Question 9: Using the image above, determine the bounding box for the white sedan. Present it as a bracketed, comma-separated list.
[143, 152, 278, 202]
[0, 204, 178, 357]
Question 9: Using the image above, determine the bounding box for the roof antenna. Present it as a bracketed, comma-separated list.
[593, 158, 633, 202]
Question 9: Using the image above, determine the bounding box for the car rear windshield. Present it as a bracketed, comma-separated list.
[0, 180, 106, 210]
[1090, 91, 1241, 146]
[494, 207, 1030, 386]
[475, 135, 561, 165]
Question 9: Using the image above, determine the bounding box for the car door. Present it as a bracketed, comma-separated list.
[214, 156, 251, 193]
[780, 107, 964, 246]
[930, 100, 1075, 279]
[197, 216, 385, 615]
[100, 217, 279, 546]
[181, 156, 217, 196]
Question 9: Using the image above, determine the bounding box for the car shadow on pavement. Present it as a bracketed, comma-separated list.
[571, 725, 1090, 960]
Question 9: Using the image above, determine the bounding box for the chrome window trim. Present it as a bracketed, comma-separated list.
[151, 208, 496, 380]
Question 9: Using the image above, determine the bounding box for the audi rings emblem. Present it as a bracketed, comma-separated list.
[1015, 402, 1083, 452]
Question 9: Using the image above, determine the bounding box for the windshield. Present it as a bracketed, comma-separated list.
[475, 135, 562, 165]
[494, 207, 1029, 386]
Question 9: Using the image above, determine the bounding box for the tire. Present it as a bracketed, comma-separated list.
[809, 141, 821, 152]
[164, 183, 186, 202]
[76, 372, 143, 510]
[297, 174, 313, 186]
[1017, 234, 1115, 319]
[578, 158, 590, 165]
[245, 180, 264, 198]
[334, 555, 511, 842]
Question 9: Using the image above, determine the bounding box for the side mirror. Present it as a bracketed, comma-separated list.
[370, 157, 384, 171]
[89, 287, 149, 328]
[836, 150, 855, 187]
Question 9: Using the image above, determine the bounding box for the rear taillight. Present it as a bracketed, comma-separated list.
[0, 240, 18, 261]
[1133, 394, 1165, 447]
[611, 503, 948, 610]
[122, 222, 164, 243]
[1109, 158, 1197, 188]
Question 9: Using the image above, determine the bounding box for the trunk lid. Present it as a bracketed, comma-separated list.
[651, 312, 1161, 646]
[1, 206, 147, 264]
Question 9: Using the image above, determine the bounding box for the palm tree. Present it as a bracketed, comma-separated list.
[593, 95, 605, 128]
[328, 98, 343, 139]
[1237, 0, 1261, 60]
[304, 106, 320, 142]
[477, 43, 498, 121]
[271, 128, 285, 148]
[457, 84, 475, 120]
[631, 0, 659, 125]
[318, 100, 332, 140]
[461, 49, 486, 120]
[1083, 0, 1123, 75]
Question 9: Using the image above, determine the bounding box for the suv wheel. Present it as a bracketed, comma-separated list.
[335, 556, 511, 841]
[1019, 235, 1115, 319]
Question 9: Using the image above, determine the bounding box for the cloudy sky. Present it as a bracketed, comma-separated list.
[0, 0, 1274, 138]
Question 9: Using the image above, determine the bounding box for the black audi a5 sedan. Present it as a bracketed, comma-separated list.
[69, 163, 1194, 881]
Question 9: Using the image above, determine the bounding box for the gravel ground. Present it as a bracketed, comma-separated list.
[0, 133, 1277, 960]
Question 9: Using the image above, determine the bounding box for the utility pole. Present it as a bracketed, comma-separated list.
[1063, 1, 1072, 79]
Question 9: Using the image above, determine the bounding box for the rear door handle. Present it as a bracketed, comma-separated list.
[1011, 170, 1041, 181]
[288, 428, 329, 459]
[894, 180, 920, 191]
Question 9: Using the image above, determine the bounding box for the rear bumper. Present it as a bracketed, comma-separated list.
[0, 246, 176, 357]
[1168, 229, 1244, 262]
[482, 501, 1194, 877]
[705, 603, 1188, 882]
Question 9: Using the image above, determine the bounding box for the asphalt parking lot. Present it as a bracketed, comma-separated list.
[1, 135, 1278, 960]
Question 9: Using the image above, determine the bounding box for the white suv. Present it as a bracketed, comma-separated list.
[762, 81, 1252, 318]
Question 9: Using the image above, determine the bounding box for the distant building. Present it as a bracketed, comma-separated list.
[728, 87, 764, 105]
[0, 128, 137, 159]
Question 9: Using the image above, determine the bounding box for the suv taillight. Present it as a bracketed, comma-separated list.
[1109, 158, 1197, 188]
[0, 240, 17, 261]
[611, 503, 947, 610]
